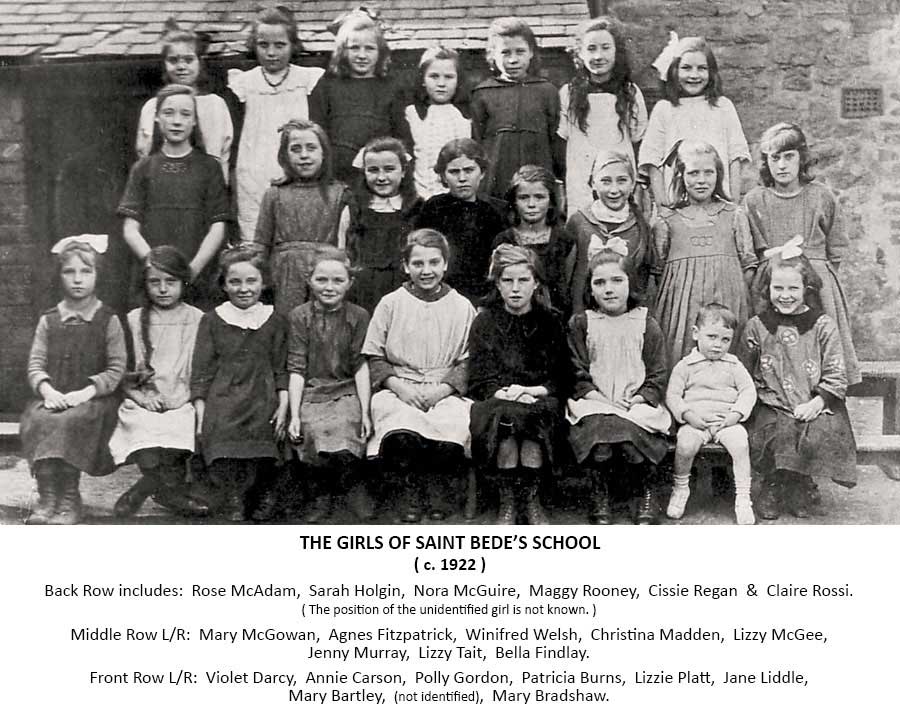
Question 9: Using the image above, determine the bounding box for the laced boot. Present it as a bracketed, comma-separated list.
[785, 471, 811, 519]
[495, 469, 517, 525]
[26, 469, 59, 525]
[48, 470, 82, 525]
[589, 470, 611, 525]
[398, 473, 422, 524]
[154, 463, 209, 517]
[113, 472, 160, 518]
[250, 485, 280, 522]
[634, 485, 658, 525]
[303, 494, 333, 524]
[221, 468, 249, 523]
[520, 467, 549, 525]
[756, 472, 782, 520]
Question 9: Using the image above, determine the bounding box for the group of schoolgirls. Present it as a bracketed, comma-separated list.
[19, 7, 859, 526]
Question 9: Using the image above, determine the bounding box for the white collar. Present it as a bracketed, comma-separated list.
[57, 298, 101, 322]
[214, 301, 273, 329]
[590, 200, 630, 225]
[369, 194, 404, 212]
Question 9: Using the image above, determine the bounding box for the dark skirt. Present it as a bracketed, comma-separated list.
[748, 403, 857, 487]
[20, 395, 120, 476]
[470, 396, 562, 468]
[568, 413, 669, 465]
[350, 265, 402, 316]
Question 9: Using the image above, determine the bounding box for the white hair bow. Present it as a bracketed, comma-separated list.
[763, 235, 804, 261]
[50, 234, 108, 255]
[651, 31, 679, 80]
[588, 234, 629, 260]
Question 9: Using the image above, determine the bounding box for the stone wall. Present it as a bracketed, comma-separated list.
[0, 80, 35, 413]
[606, 0, 900, 359]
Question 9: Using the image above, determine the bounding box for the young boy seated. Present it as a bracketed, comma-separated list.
[665, 303, 757, 524]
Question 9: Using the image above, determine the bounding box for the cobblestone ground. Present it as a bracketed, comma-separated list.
[2, 453, 899, 526]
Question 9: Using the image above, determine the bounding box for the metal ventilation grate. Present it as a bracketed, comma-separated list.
[841, 87, 883, 119]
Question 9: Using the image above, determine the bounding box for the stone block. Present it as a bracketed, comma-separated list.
[0, 225, 28, 245]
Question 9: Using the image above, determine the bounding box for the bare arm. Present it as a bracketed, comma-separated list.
[122, 217, 151, 260]
[189, 221, 226, 278]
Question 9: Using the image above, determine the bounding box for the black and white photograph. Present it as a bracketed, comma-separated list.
[3, 1, 900, 708]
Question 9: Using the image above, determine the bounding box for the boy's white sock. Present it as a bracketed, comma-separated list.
[666, 473, 691, 519]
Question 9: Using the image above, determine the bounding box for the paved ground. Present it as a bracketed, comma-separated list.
[2, 453, 899, 526]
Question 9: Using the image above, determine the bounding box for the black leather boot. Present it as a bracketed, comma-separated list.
[495, 468, 517, 525]
[589, 469, 612, 525]
[520, 467, 549, 525]
[756, 472, 782, 520]
[26, 469, 59, 525]
[48, 470, 81, 525]
[114, 472, 160, 518]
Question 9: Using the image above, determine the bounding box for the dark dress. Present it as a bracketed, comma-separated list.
[739, 308, 856, 487]
[567, 206, 656, 312]
[492, 226, 575, 316]
[190, 307, 288, 464]
[287, 301, 370, 465]
[416, 192, 508, 302]
[309, 74, 411, 182]
[347, 196, 423, 314]
[471, 75, 560, 198]
[20, 305, 123, 476]
[117, 150, 230, 310]
[468, 303, 568, 468]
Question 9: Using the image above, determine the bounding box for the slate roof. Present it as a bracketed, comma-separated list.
[0, 1, 589, 61]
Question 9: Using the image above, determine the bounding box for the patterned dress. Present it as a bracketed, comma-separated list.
[287, 301, 370, 466]
[362, 283, 476, 457]
[739, 308, 856, 486]
[228, 65, 325, 241]
[743, 182, 860, 384]
[109, 303, 203, 464]
[653, 201, 756, 366]
[566, 307, 671, 464]
[254, 179, 351, 315]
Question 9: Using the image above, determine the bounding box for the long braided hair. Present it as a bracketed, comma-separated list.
[138, 246, 192, 374]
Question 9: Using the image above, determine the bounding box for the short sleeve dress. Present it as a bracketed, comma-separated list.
[287, 301, 370, 466]
[557, 81, 648, 212]
[117, 150, 230, 309]
[566, 307, 671, 465]
[468, 302, 568, 467]
[653, 201, 756, 366]
[109, 302, 204, 465]
[190, 302, 288, 464]
[742, 182, 860, 385]
[362, 284, 476, 457]
[228, 65, 325, 242]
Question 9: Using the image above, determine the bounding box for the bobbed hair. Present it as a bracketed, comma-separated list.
[402, 228, 450, 263]
[217, 245, 270, 289]
[485, 16, 541, 76]
[434, 138, 488, 183]
[758, 122, 815, 187]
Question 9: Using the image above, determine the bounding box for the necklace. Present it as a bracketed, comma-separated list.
[262, 66, 290, 89]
